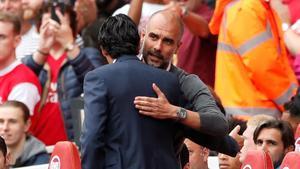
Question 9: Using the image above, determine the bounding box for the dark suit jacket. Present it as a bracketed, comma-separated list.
[81, 55, 183, 169]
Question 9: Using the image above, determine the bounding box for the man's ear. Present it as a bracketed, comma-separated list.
[174, 41, 182, 54]
[100, 47, 108, 58]
[24, 119, 31, 133]
[141, 29, 146, 39]
[14, 35, 21, 48]
[100, 47, 113, 64]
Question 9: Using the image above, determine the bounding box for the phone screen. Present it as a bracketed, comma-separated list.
[51, 1, 65, 24]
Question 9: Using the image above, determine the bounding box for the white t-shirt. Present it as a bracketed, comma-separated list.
[16, 25, 40, 60]
[113, 2, 165, 31]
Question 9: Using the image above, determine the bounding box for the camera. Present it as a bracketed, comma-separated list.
[51, 0, 65, 24]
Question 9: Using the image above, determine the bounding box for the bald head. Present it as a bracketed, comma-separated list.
[146, 10, 184, 41]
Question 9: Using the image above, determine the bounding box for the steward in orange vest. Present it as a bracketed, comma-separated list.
[209, 0, 298, 120]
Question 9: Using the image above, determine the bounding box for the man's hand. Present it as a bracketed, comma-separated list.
[165, 1, 186, 17]
[229, 125, 244, 149]
[54, 10, 74, 46]
[38, 17, 57, 54]
[134, 83, 178, 120]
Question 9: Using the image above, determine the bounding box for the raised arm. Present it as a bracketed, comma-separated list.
[127, 0, 143, 26]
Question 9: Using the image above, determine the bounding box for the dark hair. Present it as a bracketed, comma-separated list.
[253, 120, 295, 149]
[0, 136, 7, 157]
[37, 1, 77, 37]
[180, 143, 189, 168]
[0, 101, 30, 122]
[97, 14, 140, 59]
[284, 89, 300, 118]
[0, 11, 21, 34]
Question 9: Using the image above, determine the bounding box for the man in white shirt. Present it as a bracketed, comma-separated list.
[0, 0, 42, 59]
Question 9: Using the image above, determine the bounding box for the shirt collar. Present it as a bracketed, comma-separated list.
[0, 60, 21, 76]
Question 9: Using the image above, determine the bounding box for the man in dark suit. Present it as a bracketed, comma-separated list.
[81, 14, 185, 169]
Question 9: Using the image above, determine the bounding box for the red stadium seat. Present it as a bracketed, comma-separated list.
[48, 141, 81, 169]
[280, 151, 300, 169]
[241, 150, 273, 169]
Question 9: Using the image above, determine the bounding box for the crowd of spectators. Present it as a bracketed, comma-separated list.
[0, 0, 300, 168]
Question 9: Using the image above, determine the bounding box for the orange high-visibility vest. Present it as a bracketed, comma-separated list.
[209, 0, 298, 119]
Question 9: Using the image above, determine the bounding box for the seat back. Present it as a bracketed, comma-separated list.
[48, 141, 81, 169]
[70, 97, 84, 147]
[241, 150, 273, 169]
[280, 151, 300, 169]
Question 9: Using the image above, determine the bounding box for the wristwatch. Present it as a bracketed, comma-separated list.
[176, 107, 187, 121]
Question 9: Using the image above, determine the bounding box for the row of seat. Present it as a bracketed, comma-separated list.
[38, 123, 300, 169]
[242, 124, 300, 169]
[242, 150, 300, 169]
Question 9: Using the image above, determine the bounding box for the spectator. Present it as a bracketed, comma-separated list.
[184, 139, 209, 169]
[22, 2, 106, 145]
[0, 12, 41, 115]
[239, 115, 275, 162]
[281, 90, 300, 132]
[75, 0, 126, 48]
[180, 143, 189, 169]
[0, 0, 43, 59]
[210, 0, 298, 120]
[114, 0, 165, 31]
[0, 136, 9, 169]
[254, 120, 295, 168]
[218, 118, 247, 169]
[0, 101, 49, 167]
[175, 0, 217, 87]
[218, 153, 241, 169]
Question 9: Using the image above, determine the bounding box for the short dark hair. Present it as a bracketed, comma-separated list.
[0, 11, 21, 34]
[284, 92, 300, 118]
[253, 120, 295, 149]
[0, 136, 7, 157]
[97, 14, 140, 59]
[0, 101, 30, 122]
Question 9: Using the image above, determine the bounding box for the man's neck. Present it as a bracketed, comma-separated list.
[7, 136, 26, 166]
[0, 56, 16, 71]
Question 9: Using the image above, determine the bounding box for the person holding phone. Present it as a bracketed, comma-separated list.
[22, 2, 106, 146]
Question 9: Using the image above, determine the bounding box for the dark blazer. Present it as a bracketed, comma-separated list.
[81, 55, 183, 169]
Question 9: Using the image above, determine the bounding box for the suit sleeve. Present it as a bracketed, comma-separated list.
[181, 126, 239, 157]
[180, 72, 228, 136]
[81, 71, 108, 169]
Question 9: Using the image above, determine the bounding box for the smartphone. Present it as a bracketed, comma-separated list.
[51, 0, 65, 24]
